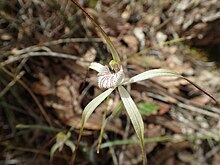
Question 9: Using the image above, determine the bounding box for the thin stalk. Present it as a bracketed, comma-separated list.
[97, 97, 110, 153]
[16, 124, 61, 132]
[100, 136, 170, 148]
[141, 140, 146, 165]
[0, 71, 24, 97]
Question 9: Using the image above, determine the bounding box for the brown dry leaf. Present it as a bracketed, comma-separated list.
[1, 33, 12, 41]
[177, 151, 196, 164]
[111, 35, 138, 58]
[101, 14, 119, 34]
[158, 102, 171, 115]
[212, 150, 220, 165]
[47, 75, 81, 123]
[147, 116, 182, 133]
[32, 82, 53, 96]
[149, 141, 191, 165]
[166, 54, 184, 69]
[32, 73, 53, 96]
[152, 76, 181, 94]
[190, 96, 210, 105]
[129, 55, 163, 68]
[123, 35, 139, 54]
[197, 70, 220, 96]
[121, 5, 131, 20]
[123, 144, 142, 165]
[163, 157, 176, 165]
[145, 124, 166, 153]
[65, 113, 124, 136]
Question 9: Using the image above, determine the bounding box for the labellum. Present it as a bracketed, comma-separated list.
[97, 65, 124, 89]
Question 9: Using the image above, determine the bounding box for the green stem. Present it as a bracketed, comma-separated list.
[16, 124, 61, 132]
[100, 136, 170, 148]
[141, 144, 146, 165]
[97, 97, 110, 153]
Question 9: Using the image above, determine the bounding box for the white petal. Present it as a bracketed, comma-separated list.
[118, 86, 144, 143]
[65, 140, 76, 153]
[123, 69, 182, 85]
[82, 88, 115, 124]
[50, 143, 61, 159]
[89, 62, 106, 73]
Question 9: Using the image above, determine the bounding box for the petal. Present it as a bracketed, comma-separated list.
[50, 143, 61, 160]
[65, 140, 76, 153]
[82, 88, 115, 125]
[123, 69, 182, 85]
[118, 86, 144, 145]
[89, 62, 106, 73]
[98, 69, 125, 89]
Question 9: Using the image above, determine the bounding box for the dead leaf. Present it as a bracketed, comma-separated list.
[190, 96, 210, 105]
[32, 73, 52, 95]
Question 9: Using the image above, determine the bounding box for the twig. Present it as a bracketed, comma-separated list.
[43, 38, 102, 46]
[177, 103, 219, 119]
[10, 46, 52, 56]
[1, 52, 87, 67]
[0, 38, 101, 60]
[205, 144, 220, 159]
[0, 71, 25, 97]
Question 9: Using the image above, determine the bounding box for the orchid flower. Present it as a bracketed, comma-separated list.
[50, 132, 75, 160]
[81, 60, 183, 161]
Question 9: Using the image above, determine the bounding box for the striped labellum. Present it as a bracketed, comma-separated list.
[97, 65, 124, 89]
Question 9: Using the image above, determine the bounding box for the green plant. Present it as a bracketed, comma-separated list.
[50, 132, 75, 161]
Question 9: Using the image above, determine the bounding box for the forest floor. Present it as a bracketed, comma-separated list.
[1, 0, 220, 165]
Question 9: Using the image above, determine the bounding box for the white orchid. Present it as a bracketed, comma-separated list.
[81, 60, 183, 161]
